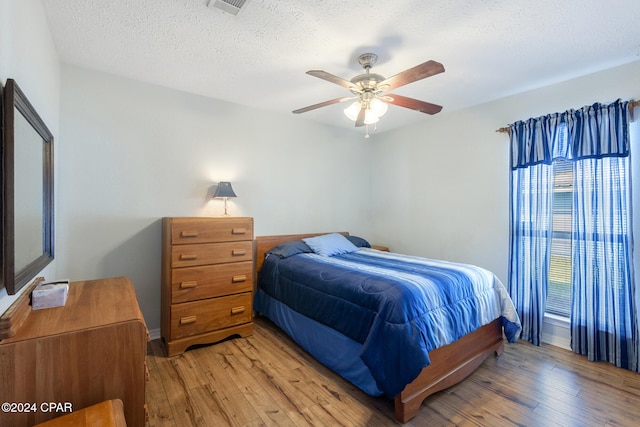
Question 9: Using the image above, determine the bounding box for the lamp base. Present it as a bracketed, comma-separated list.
[223, 198, 230, 216]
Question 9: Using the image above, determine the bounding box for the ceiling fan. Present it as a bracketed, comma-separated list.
[293, 53, 445, 133]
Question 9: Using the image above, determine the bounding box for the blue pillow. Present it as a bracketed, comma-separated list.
[345, 235, 371, 248]
[266, 241, 312, 258]
[302, 233, 358, 257]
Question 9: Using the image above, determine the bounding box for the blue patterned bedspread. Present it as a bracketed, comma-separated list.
[256, 248, 521, 397]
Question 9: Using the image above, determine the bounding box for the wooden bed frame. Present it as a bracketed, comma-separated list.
[255, 232, 505, 423]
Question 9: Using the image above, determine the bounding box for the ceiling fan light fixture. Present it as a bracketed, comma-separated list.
[364, 112, 380, 125]
[369, 98, 388, 117]
[344, 101, 362, 121]
[344, 98, 387, 124]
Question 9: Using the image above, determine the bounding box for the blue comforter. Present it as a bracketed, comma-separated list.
[256, 248, 521, 397]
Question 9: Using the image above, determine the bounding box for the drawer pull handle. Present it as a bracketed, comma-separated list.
[180, 231, 199, 238]
[232, 249, 246, 256]
[232, 275, 247, 283]
[232, 228, 246, 235]
[231, 306, 246, 315]
[180, 281, 198, 289]
[180, 315, 197, 325]
[180, 254, 197, 260]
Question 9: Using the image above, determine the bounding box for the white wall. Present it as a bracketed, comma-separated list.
[57, 65, 372, 331]
[374, 59, 640, 278]
[373, 59, 640, 348]
[370, 107, 509, 278]
[0, 0, 60, 314]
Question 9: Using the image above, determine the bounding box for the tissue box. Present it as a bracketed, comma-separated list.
[32, 280, 69, 310]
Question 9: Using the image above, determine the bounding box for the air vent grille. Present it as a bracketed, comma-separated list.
[208, 0, 249, 16]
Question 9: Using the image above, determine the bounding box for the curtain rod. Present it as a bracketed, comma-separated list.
[495, 99, 640, 134]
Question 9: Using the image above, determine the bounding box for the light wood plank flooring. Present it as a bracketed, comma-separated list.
[146, 318, 640, 426]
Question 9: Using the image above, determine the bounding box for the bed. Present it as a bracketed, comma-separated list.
[254, 232, 521, 422]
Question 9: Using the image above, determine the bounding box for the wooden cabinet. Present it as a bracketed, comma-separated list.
[162, 217, 254, 356]
[0, 277, 148, 427]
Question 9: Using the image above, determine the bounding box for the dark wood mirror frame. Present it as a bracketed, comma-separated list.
[1, 79, 54, 295]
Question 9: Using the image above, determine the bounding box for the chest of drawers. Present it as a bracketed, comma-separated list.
[161, 217, 254, 356]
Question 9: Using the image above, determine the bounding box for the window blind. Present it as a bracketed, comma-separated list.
[548, 159, 572, 317]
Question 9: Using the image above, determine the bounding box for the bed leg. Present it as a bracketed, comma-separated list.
[394, 395, 421, 424]
[494, 339, 505, 357]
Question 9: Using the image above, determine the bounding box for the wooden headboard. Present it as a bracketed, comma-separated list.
[255, 232, 349, 273]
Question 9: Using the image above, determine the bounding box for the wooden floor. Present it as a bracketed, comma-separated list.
[146, 318, 640, 427]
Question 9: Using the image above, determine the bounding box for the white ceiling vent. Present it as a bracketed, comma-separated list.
[208, 0, 250, 16]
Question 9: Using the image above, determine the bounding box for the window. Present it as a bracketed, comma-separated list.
[545, 122, 632, 319]
[508, 100, 636, 365]
[548, 158, 572, 317]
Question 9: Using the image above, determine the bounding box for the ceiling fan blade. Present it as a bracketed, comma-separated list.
[292, 96, 353, 114]
[306, 70, 355, 90]
[378, 60, 445, 91]
[355, 104, 366, 127]
[385, 94, 443, 115]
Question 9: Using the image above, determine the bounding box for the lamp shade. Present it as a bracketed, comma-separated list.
[213, 181, 237, 198]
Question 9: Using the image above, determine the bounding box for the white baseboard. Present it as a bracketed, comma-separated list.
[541, 314, 571, 350]
[149, 328, 161, 341]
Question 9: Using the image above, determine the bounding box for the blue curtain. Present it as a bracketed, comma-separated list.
[508, 115, 558, 345]
[567, 102, 638, 371]
[509, 162, 552, 345]
[508, 100, 638, 370]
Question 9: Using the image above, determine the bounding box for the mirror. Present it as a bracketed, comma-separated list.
[2, 79, 54, 295]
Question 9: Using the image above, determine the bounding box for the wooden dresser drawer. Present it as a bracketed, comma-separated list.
[171, 261, 253, 303]
[170, 293, 252, 340]
[170, 217, 253, 245]
[171, 240, 253, 268]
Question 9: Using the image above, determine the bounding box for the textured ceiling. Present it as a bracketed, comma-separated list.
[40, 0, 640, 133]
